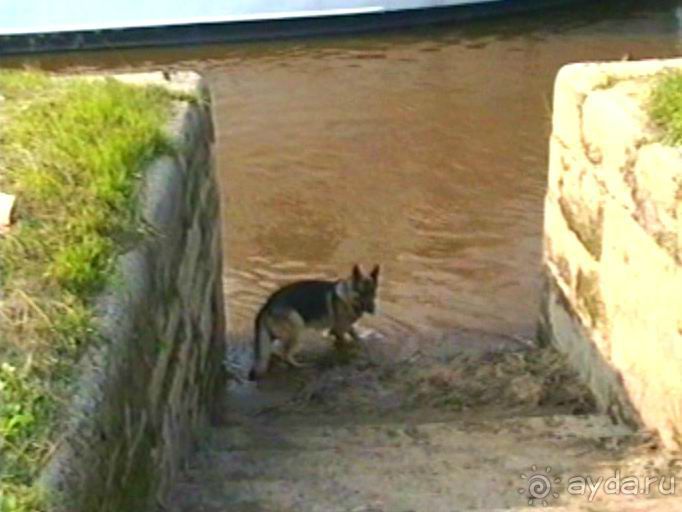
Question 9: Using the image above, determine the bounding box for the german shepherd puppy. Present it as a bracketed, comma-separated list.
[249, 264, 380, 380]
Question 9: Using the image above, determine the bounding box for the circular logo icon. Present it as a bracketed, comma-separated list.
[518, 465, 561, 507]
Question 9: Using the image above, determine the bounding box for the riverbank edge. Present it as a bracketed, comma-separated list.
[1, 71, 180, 511]
[0, 71, 228, 511]
[40, 71, 228, 512]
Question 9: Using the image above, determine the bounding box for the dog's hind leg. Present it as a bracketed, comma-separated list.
[282, 336, 306, 368]
[269, 310, 307, 368]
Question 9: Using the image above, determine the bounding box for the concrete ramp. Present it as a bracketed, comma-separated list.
[166, 333, 681, 511]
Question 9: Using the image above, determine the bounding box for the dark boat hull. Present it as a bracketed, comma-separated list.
[0, 0, 583, 56]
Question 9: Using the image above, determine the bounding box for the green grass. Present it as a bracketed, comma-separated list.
[0, 71, 176, 512]
[650, 70, 682, 145]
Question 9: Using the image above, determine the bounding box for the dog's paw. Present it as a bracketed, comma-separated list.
[357, 327, 383, 341]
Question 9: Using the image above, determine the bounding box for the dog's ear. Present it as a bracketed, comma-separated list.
[370, 265, 380, 283]
[352, 264, 363, 283]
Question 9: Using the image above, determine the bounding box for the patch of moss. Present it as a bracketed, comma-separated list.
[650, 70, 682, 145]
[0, 71, 176, 511]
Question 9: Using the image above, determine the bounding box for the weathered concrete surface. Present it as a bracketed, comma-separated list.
[168, 331, 680, 512]
[540, 58, 682, 451]
[40, 72, 227, 512]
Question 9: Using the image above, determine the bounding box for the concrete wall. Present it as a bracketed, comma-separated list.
[40, 72, 228, 511]
[540, 58, 682, 450]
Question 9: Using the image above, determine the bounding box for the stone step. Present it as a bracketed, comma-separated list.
[483, 497, 682, 512]
[170, 495, 682, 512]
[167, 414, 678, 512]
[211, 413, 634, 452]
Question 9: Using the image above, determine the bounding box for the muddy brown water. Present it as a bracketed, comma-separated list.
[5, 0, 682, 346]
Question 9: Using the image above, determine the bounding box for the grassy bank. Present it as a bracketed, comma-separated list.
[650, 70, 682, 144]
[0, 71, 176, 511]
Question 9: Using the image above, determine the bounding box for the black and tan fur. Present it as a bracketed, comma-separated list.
[249, 264, 380, 380]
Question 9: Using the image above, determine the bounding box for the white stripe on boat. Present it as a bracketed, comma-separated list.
[0, 0, 502, 36]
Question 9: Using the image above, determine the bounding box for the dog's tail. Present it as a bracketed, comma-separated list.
[249, 308, 272, 380]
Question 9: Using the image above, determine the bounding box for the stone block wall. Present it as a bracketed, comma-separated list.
[540, 58, 682, 450]
[40, 72, 227, 511]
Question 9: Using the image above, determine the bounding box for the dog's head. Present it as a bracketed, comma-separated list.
[348, 264, 380, 315]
